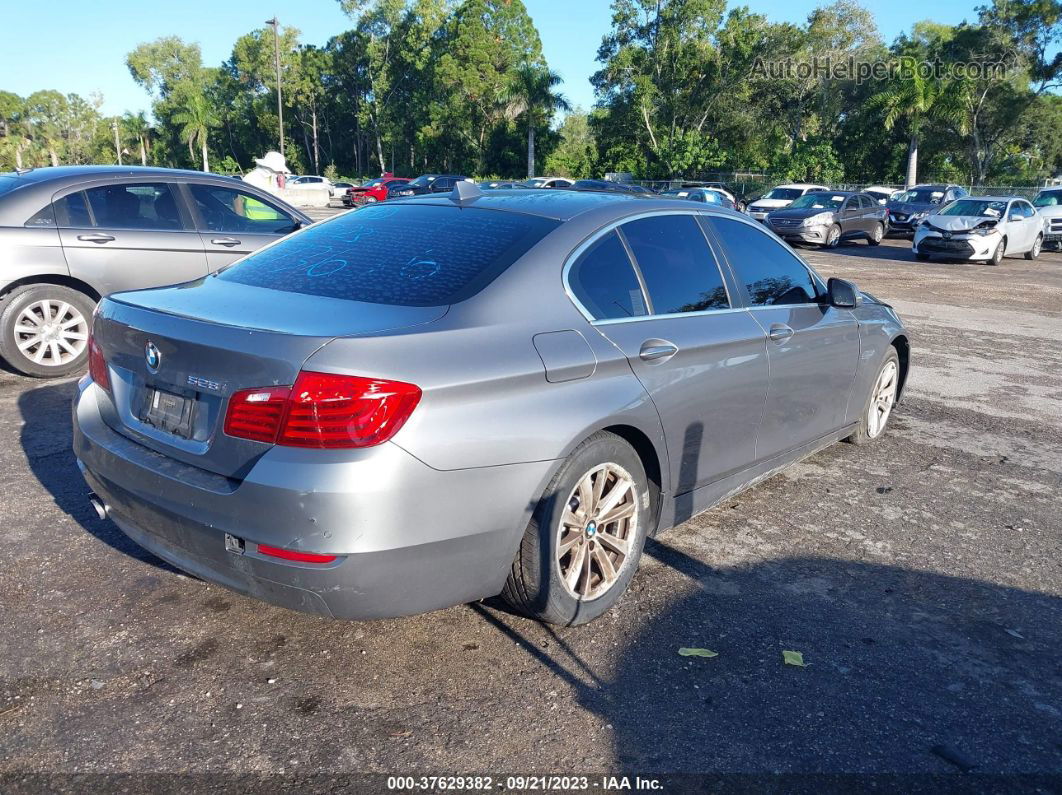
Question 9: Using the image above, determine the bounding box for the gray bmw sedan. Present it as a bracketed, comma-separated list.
[73, 187, 909, 625]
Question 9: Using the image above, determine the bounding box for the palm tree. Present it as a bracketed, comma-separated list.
[506, 64, 571, 179]
[172, 93, 219, 172]
[122, 111, 152, 166]
[869, 57, 965, 187]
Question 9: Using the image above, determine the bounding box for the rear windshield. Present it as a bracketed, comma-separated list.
[217, 203, 560, 306]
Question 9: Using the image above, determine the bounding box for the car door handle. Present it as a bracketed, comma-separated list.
[639, 341, 679, 361]
[210, 237, 242, 247]
[76, 233, 114, 244]
[768, 324, 795, 343]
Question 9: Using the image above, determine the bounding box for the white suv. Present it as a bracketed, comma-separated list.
[746, 183, 830, 221]
[1033, 188, 1062, 250]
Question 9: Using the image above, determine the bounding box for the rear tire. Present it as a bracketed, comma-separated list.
[915, 252, 930, 261]
[845, 348, 901, 446]
[867, 223, 884, 246]
[1025, 234, 1042, 260]
[502, 432, 651, 626]
[0, 284, 96, 378]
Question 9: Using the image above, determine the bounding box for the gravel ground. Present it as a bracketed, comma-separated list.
[0, 213, 1059, 781]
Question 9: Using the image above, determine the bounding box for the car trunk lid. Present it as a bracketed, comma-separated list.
[93, 277, 446, 479]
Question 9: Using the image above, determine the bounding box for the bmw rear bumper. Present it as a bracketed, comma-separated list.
[73, 381, 555, 620]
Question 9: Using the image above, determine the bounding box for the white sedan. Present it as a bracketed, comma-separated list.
[913, 196, 1044, 265]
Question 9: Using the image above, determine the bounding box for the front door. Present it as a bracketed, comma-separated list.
[184, 182, 301, 271]
[704, 215, 860, 462]
[55, 182, 208, 296]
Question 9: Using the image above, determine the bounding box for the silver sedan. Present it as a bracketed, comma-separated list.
[74, 187, 909, 625]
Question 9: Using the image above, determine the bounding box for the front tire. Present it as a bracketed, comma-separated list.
[1025, 234, 1042, 260]
[824, 224, 842, 248]
[989, 238, 1005, 265]
[845, 348, 900, 446]
[502, 432, 651, 626]
[0, 284, 95, 378]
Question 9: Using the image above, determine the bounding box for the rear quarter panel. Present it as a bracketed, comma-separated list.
[0, 226, 72, 293]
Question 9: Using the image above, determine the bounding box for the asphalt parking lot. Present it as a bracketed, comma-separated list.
[1, 214, 1060, 779]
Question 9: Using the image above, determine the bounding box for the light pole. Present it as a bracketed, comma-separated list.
[112, 119, 122, 166]
[265, 17, 283, 158]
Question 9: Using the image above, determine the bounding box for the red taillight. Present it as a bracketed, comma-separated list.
[223, 372, 421, 449]
[223, 385, 291, 443]
[279, 371, 421, 448]
[88, 334, 110, 391]
[257, 543, 337, 564]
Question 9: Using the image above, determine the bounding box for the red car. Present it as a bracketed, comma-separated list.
[343, 177, 412, 207]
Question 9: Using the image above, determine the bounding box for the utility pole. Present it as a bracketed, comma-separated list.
[112, 119, 122, 166]
[265, 17, 284, 158]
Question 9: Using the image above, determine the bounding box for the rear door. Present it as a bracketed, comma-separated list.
[704, 215, 860, 460]
[571, 212, 770, 495]
[183, 182, 301, 270]
[1015, 200, 1039, 250]
[56, 181, 208, 296]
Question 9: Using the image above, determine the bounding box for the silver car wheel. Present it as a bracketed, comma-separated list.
[556, 462, 638, 601]
[867, 360, 898, 439]
[14, 299, 89, 366]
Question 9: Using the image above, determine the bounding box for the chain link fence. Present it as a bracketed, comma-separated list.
[623, 174, 1049, 200]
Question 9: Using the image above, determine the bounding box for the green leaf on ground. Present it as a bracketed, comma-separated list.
[678, 647, 718, 658]
[782, 650, 807, 667]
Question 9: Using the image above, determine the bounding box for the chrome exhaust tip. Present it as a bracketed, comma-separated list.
[88, 493, 108, 520]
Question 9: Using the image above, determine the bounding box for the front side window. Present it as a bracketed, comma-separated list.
[189, 184, 295, 234]
[568, 231, 647, 320]
[706, 217, 819, 306]
[620, 215, 729, 314]
[220, 203, 560, 307]
[81, 183, 183, 230]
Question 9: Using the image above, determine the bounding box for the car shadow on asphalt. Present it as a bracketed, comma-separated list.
[18, 380, 181, 573]
[476, 542, 1062, 774]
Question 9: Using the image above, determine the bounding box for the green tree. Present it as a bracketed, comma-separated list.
[172, 93, 219, 171]
[122, 111, 152, 165]
[868, 58, 965, 187]
[544, 108, 596, 177]
[505, 64, 570, 177]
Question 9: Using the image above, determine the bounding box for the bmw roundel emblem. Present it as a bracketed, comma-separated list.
[145, 342, 161, 373]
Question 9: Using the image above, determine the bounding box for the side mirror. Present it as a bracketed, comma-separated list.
[1009, 213, 1023, 223]
[827, 277, 859, 309]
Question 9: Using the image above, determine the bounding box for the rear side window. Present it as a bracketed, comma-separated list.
[568, 231, 646, 320]
[706, 217, 820, 306]
[620, 214, 729, 314]
[28, 191, 93, 227]
[219, 203, 560, 307]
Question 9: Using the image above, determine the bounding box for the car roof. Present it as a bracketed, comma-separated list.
[388, 187, 751, 222]
[776, 183, 827, 189]
[0, 165, 225, 185]
[963, 195, 1022, 202]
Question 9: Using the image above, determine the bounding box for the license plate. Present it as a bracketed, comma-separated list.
[142, 387, 195, 438]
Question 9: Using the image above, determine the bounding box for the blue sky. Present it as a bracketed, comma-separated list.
[3, 0, 983, 117]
